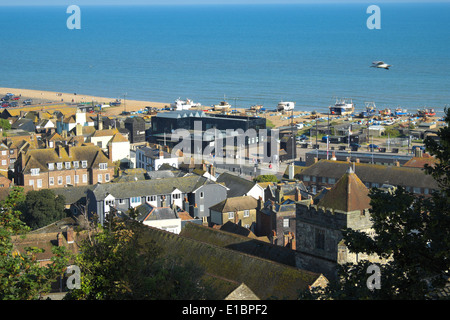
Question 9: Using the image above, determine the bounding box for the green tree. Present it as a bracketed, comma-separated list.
[0, 187, 69, 300]
[300, 109, 450, 300]
[20, 189, 66, 230]
[64, 216, 209, 300]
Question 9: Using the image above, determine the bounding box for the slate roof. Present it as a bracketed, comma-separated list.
[136, 203, 178, 222]
[299, 160, 439, 190]
[317, 168, 371, 212]
[91, 175, 223, 201]
[216, 172, 256, 197]
[141, 223, 326, 299]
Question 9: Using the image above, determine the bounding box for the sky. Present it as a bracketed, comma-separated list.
[1, 0, 449, 5]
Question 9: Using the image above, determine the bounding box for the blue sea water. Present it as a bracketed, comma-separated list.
[0, 3, 449, 114]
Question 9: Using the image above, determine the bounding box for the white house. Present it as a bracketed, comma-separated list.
[136, 203, 182, 234]
[135, 146, 178, 171]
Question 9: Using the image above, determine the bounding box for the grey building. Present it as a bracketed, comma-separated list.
[87, 174, 228, 225]
[295, 168, 375, 281]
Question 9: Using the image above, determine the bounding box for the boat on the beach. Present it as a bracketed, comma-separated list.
[417, 108, 436, 117]
[212, 100, 232, 111]
[379, 108, 391, 116]
[171, 98, 201, 110]
[277, 101, 295, 112]
[329, 98, 354, 116]
[393, 107, 408, 116]
[359, 101, 377, 118]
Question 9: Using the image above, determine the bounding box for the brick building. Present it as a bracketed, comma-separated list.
[15, 144, 114, 190]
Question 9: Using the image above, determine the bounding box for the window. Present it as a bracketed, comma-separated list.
[29, 179, 34, 186]
[328, 178, 336, 184]
[48, 163, 54, 170]
[37, 179, 42, 188]
[131, 197, 141, 204]
[1, 150, 6, 156]
[147, 195, 156, 202]
[244, 209, 250, 217]
[315, 229, 325, 250]
[56, 162, 63, 170]
[105, 200, 115, 206]
[81, 160, 87, 168]
[303, 175, 310, 182]
[105, 173, 110, 182]
[1, 160, 6, 166]
[200, 192, 204, 198]
[283, 218, 289, 228]
[98, 174, 102, 183]
[73, 161, 79, 169]
[65, 162, 71, 169]
[200, 204, 204, 212]
[82, 174, 87, 183]
[66, 175, 71, 185]
[30, 168, 40, 176]
[58, 176, 63, 185]
[413, 187, 421, 194]
[173, 193, 181, 200]
[118, 199, 125, 205]
[74, 175, 79, 184]
[228, 212, 234, 220]
[49, 177, 54, 186]
[99, 163, 107, 170]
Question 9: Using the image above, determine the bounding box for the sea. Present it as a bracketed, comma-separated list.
[1, 3, 449, 115]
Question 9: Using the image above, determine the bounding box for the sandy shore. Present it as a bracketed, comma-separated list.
[0, 87, 169, 116]
[0, 87, 323, 126]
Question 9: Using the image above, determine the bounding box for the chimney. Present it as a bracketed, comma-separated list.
[209, 164, 215, 178]
[183, 197, 190, 213]
[108, 144, 113, 160]
[57, 232, 64, 247]
[66, 227, 74, 244]
[257, 196, 263, 211]
[295, 187, 302, 201]
[75, 123, 83, 136]
[331, 151, 336, 161]
[67, 145, 72, 158]
[288, 162, 294, 180]
[57, 145, 62, 158]
[97, 114, 103, 131]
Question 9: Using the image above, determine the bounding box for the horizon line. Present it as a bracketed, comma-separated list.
[1, 1, 449, 6]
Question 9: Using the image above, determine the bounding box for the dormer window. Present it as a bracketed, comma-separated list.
[65, 162, 71, 169]
[56, 162, 63, 170]
[99, 163, 107, 170]
[81, 160, 87, 168]
[48, 163, 54, 170]
[30, 168, 40, 176]
[73, 161, 79, 169]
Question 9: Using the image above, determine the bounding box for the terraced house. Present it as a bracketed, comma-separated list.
[15, 144, 114, 190]
[87, 174, 228, 225]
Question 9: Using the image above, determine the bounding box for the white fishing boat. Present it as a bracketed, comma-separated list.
[277, 101, 295, 112]
[329, 98, 354, 116]
[171, 98, 201, 110]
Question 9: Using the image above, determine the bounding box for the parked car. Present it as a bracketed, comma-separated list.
[12, 96, 20, 100]
[368, 144, 379, 150]
[350, 142, 361, 148]
[23, 99, 32, 105]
